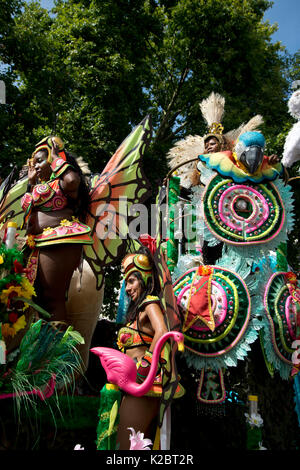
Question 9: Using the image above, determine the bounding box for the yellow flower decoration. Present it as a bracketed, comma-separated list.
[60, 219, 72, 227]
[0, 255, 4, 264]
[0, 277, 35, 307]
[26, 235, 36, 248]
[20, 277, 36, 299]
[0, 285, 22, 305]
[13, 315, 26, 334]
[42, 227, 54, 235]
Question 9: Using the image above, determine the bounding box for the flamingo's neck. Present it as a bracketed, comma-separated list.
[130, 331, 174, 397]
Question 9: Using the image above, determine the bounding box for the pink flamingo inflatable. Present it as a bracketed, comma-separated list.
[90, 331, 184, 397]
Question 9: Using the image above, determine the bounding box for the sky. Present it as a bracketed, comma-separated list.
[37, 0, 299, 55]
[263, 0, 300, 55]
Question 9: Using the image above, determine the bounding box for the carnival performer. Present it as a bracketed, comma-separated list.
[167, 92, 280, 190]
[21, 136, 93, 325]
[115, 246, 184, 450]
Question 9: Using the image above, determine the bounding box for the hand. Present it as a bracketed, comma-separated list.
[50, 137, 60, 161]
[27, 159, 37, 185]
[268, 154, 280, 165]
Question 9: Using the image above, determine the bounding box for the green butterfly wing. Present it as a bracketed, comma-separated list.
[0, 171, 28, 236]
[84, 116, 152, 290]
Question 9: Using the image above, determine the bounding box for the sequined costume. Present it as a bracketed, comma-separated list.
[117, 295, 184, 398]
[21, 157, 93, 284]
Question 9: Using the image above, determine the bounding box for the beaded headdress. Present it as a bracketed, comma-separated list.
[31, 136, 66, 163]
[121, 253, 153, 286]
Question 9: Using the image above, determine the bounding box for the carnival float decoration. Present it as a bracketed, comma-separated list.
[165, 91, 299, 411]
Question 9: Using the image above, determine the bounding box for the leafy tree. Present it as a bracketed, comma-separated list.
[0, 0, 293, 178]
[0, 0, 299, 306]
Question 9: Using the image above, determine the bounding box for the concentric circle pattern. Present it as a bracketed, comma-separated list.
[263, 272, 299, 366]
[203, 175, 285, 246]
[173, 266, 251, 357]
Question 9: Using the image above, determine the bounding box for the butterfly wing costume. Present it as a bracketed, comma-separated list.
[0, 116, 152, 287]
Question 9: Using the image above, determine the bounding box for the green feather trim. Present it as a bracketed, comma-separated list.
[1, 320, 84, 418]
[167, 176, 180, 272]
[96, 384, 121, 450]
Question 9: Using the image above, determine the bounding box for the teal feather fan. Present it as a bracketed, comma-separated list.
[1, 320, 84, 417]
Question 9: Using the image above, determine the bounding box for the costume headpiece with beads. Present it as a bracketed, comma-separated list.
[121, 253, 153, 286]
[31, 136, 66, 163]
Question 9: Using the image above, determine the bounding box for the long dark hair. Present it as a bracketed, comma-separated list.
[125, 246, 160, 324]
[65, 151, 91, 221]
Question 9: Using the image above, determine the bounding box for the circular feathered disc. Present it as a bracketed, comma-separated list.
[263, 271, 299, 367]
[173, 265, 251, 357]
[202, 174, 285, 247]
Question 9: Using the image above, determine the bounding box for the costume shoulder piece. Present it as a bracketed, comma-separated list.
[50, 158, 74, 178]
[139, 295, 161, 309]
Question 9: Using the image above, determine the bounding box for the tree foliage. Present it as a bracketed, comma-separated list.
[0, 0, 296, 176]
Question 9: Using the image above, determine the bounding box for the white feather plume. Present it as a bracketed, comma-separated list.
[199, 92, 225, 127]
[167, 135, 204, 188]
[288, 89, 300, 120]
[282, 90, 300, 168]
[226, 115, 264, 147]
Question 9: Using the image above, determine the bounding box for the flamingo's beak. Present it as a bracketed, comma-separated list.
[90, 347, 101, 357]
[177, 340, 184, 352]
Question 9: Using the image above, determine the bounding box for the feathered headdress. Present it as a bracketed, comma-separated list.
[167, 92, 264, 188]
[200, 92, 225, 145]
